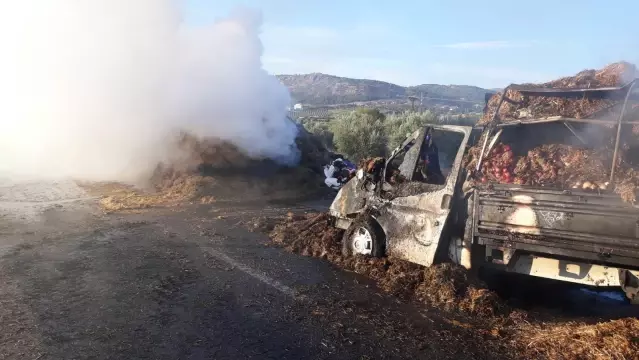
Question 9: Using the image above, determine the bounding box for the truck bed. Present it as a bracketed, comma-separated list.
[473, 184, 639, 269]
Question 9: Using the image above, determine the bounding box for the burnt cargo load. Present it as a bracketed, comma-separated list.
[329, 62, 639, 304]
[480, 61, 637, 125]
[467, 62, 639, 203]
[467, 64, 639, 300]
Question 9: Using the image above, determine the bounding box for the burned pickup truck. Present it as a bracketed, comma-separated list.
[329, 82, 639, 303]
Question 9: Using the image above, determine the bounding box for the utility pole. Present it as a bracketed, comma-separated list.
[408, 96, 418, 112]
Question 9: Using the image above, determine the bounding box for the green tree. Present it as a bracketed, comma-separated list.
[300, 119, 334, 150]
[384, 110, 439, 150]
[354, 108, 385, 120]
[331, 109, 387, 161]
[303, 108, 479, 163]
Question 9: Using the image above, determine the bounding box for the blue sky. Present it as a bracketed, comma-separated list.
[183, 0, 639, 88]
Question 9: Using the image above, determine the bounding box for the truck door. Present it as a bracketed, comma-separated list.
[376, 125, 472, 267]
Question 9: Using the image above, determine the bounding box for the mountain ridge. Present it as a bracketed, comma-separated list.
[276, 73, 494, 106]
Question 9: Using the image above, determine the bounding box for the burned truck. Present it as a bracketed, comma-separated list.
[329, 81, 639, 303]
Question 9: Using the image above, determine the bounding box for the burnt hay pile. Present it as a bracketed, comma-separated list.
[91, 127, 333, 211]
[480, 62, 637, 125]
[268, 212, 639, 360]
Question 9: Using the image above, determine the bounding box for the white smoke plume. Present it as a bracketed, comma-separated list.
[0, 1, 297, 183]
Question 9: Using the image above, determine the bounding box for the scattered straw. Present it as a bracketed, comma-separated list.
[268, 212, 639, 360]
[269, 212, 506, 317]
[518, 318, 639, 360]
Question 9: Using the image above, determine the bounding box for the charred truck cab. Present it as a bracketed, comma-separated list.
[330, 83, 639, 304]
[330, 125, 476, 267]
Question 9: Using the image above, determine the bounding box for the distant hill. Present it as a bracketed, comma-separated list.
[276, 73, 493, 106]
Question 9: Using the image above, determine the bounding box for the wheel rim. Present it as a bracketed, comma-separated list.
[351, 227, 372, 255]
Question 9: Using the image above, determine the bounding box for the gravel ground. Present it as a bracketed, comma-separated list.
[0, 180, 505, 360]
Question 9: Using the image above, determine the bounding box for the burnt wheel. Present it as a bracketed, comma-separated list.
[342, 217, 385, 258]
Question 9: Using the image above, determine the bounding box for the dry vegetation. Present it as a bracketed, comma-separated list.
[518, 318, 639, 360]
[270, 212, 505, 316]
[80, 176, 215, 212]
[480, 62, 636, 124]
[466, 62, 639, 203]
[82, 128, 333, 212]
[268, 212, 639, 360]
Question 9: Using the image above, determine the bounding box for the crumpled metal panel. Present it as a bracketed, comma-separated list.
[329, 125, 472, 267]
[397, 130, 426, 180]
[381, 172, 459, 266]
[329, 176, 369, 218]
[379, 202, 450, 266]
[379, 125, 472, 267]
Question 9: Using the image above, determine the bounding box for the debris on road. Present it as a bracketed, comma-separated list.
[149, 131, 331, 201]
[323, 157, 356, 190]
[248, 216, 281, 233]
[517, 318, 639, 360]
[269, 212, 505, 316]
[268, 211, 639, 360]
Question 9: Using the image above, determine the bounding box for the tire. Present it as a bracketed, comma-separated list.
[341, 217, 386, 258]
[619, 269, 639, 305]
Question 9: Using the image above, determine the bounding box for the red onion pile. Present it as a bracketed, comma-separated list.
[479, 144, 516, 184]
[476, 143, 614, 189]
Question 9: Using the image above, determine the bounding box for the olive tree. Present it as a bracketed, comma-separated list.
[300, 118, 334, 150]
[331, 108, 387, 161]
[384, 110, 439, 150]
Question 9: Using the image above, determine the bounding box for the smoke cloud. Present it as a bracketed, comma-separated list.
[0, 1, 297, 182]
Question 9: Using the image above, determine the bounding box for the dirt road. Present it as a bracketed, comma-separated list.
[0, 180, 505, 360]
